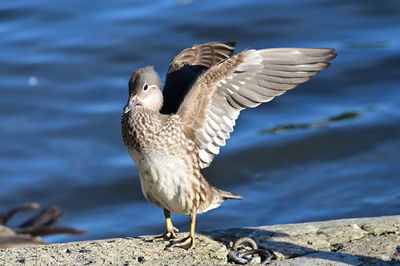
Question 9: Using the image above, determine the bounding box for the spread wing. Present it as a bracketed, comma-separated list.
[160, 41, 236, 114]
[177, 48, 336, 168]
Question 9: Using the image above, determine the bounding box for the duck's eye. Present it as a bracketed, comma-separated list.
[143, 84, 148, 91]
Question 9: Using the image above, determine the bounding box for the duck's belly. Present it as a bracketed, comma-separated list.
[130, 151, 194, 214]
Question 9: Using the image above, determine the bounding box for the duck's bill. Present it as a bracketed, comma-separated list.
[123, 95, 139, 114]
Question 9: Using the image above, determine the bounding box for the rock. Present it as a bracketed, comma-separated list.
[0, 215, 399, 265]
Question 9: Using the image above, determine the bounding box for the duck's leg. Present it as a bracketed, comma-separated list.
[154, 209, 179, 240]
[171, 213, 196, 250]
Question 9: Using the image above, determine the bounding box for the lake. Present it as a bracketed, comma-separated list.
[0, 0, 399, 243]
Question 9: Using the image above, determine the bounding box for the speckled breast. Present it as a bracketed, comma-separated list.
[121, 107, 192, 156]
[121, 107, 200, 213]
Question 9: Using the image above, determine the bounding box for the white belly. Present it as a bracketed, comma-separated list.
[129, 150, 194, 214]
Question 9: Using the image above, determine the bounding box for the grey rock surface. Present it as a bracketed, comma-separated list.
[1, 215, 399, 265]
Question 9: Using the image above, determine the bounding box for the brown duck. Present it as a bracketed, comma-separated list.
[121, 41, 336, 249]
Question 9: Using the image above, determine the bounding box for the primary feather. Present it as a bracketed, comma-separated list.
[177, 47, 336, 168]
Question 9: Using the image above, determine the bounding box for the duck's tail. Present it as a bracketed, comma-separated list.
[215, 188, 244, 200]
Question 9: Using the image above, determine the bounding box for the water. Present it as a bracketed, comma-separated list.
[0, 0, 399, 243]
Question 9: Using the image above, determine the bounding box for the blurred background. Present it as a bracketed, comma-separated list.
[0, 0, 399, 243]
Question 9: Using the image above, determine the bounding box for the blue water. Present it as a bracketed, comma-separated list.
[0, 0, 399, 243]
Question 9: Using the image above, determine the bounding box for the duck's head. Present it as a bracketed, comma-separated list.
[124, 66, 163, 113]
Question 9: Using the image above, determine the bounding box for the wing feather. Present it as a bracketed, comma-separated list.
[161, 41, 236, 114]
[177, 47, 336, 168]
